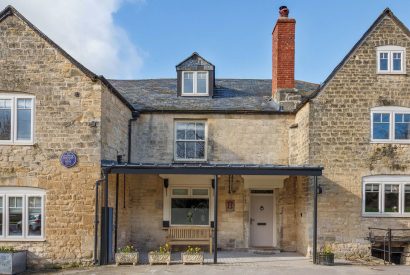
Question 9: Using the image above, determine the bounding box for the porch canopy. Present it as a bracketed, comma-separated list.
[98, 162, 323, 265]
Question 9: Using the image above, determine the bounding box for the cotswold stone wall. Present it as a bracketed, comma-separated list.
[0, 13, 129, 268]
[130, 113, 293, 164]
[309, 15, 410, 256]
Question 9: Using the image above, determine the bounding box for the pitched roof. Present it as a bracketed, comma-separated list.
[176, 52, 215, 70]
[305, 8, 410, 104]
[0, 5, 135, 112]
[108, 79, 319, 113]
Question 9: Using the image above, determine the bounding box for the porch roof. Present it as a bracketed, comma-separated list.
[101, 161, 323, 176]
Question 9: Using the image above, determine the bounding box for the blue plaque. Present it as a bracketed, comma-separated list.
[60, 151, 78, 168]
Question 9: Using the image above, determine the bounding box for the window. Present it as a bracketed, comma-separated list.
[0, 187, 45, 240]
[170, 187, 210, 226]
[182, 71, 208, 95]
[363, 176, 410, 216]
[0, 95, 35, 145]
[377, 46, 406, 74]
[175, 121, 206, 161]
[371, 107, 410, 143]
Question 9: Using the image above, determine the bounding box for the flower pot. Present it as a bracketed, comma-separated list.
[181, 252, 204, 265]
[0, 250, 27, 275]
[148, 252, 171, 265]
[317, 253, 334, 266]
[115, 252, 139, 266]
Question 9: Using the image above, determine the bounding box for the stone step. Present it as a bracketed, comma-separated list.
[248, 247, 281, 255]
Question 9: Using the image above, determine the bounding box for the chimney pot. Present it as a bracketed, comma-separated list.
[279, 6, 289, 17]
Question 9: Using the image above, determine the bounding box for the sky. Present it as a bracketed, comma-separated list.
[1, 0, 410, 83]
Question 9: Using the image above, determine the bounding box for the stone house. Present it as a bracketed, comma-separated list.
[0, 4, 410, 268]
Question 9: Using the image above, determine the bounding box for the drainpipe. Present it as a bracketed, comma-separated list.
[128, 112, 140, 163]
[94, 177, 105, 265]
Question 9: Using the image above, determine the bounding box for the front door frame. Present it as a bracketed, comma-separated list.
[249, 190, 277, 248]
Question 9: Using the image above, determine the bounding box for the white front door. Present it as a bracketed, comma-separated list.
[250, 192, 274, 247]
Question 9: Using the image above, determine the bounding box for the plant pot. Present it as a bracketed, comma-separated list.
[115, 252, 139, 266]
[148, 252, 171, 265]
[317, 253, 334, 266]
[0, 250, 27, 275]
[181, 252, 204, 265]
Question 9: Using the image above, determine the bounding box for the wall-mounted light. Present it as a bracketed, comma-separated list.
[164, 179, 169, 195]
[317, 185, 323, 195]
[211, 179, 215, 189]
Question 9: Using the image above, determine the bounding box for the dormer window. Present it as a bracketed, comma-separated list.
[182, 71, 208, 95]
[377, 46, 406, 74]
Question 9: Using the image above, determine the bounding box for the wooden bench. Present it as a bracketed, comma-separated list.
[166, 227, 213, 253]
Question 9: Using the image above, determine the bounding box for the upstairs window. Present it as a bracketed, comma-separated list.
[0, 95, 35, 145]
[377, 46, 406, 74]
[175, 121, 206, 161]
[182, 71, 208, 95]
[371, 107, 410, 143]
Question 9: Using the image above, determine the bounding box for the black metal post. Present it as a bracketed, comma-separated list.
[102, 171, 109, 264]
[123, 174, 126, 208]
[213, 175, 218, 264]
[93, 179, 103, 265]
[388, 228, 392, 264]
[313, 176, 318, 264]
[114, 174, 119, 253]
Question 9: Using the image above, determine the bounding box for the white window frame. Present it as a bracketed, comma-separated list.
[0, 187, 45, 241]
[174, 120, 207, 162]
[362, 175, 410, 217]
[371, 106, 410, 143]
[169, 186, 211, 227]
[181, 71, 209, 96]
[376, 46, 406, 74]
[0, 94, 35, 145]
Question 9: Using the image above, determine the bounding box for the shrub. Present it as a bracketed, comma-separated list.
[185, 246, 201, 254]
[117, 245, 137, 253]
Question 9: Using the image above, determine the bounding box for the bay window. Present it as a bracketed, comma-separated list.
[175, 121, 207, 161]
[363, 176, 410, 216]
[0, 187, 45, 240]
[371, 107, 410, 143]
[0, 95, 35, 145]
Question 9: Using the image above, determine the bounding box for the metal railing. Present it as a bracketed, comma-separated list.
[368, 227, 410, 265]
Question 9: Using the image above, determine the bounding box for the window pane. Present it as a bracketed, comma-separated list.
[28, 197, 42, 236]
[176, 141, 186, 159]
[171, 198, 209, 225]
[9, 196, 23, 236]
[192, 189, 208, 196]
[196, 123, 205, 140]
[395, 113, 410, 140]
[17, 107, 32, 140]
[186, 141, 195, 159]
[172, 189, 189, 196]
[373, 113, 390, 139]
[185, 123, 195, 140]
[405, 185, 410, 213]
[0, 99, 12, 141]
[379, 52, 388, 71]
[365, 184, 379, 213]
[384, 184, 399, 213]
[393, 52, 402, 71]
[197, 73, 207, 94]
[0, 197, 2, 235]
[183, 73, 194, 93]
[195, 141, 205, 159]
[176, 123, 186, 140]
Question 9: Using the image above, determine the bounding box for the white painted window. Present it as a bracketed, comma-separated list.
[0, 187, 45, 241]
[170, 187, 210, 226]
[371, 106, 410, 143]
[363, 175, 410, 217]
[377, 46, 406, 74]
[175, 121, 207, 161]
[0, 94, 35, 145]
[182, 71, 209, 95]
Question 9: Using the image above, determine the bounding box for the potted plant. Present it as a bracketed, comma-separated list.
[115, 245, 139, 266]
[317, 244, 334, 266]
[0, 247, 27, 275]
[148, 243, 171, 265]
[181, 246, 204, 265]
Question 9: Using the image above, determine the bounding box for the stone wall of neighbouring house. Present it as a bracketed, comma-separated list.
[309, 14, 410, 257]
[130, 114, 293, 164]
[0, 14, 104, 268]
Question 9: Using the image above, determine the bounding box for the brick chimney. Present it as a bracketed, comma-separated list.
[272, 6, 295, 97]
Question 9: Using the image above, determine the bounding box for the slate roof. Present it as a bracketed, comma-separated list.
[108, 79, 319, 113]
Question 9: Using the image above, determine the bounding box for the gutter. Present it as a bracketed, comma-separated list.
[93, 177, 106, 265]
[128, 111, 140, 163]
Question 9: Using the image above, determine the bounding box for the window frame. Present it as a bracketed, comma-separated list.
[174, 120, 207, 162]
[362, 175, 410, 217]
[371, 106, 410, 143]
[181, 71, 209, 96]
[0, 187, 45, 241]
[376, 46, 406, 74]
[169, 186, 211, 227]
[0, 94, 35, 145]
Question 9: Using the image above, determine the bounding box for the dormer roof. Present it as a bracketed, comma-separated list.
[176, 52, 215, 71]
